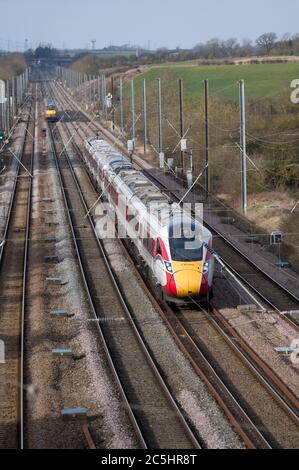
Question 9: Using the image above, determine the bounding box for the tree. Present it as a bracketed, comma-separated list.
[256, 32, 278, 54]
[34, 44, 58, 59]
[206, 38, 222, 58]
[241, 38, 254, 56]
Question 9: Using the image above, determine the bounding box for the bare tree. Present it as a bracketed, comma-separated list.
[241, 38, 254, 56]
[256, 32, 278, 54]
[223, 38, 239, 56]
[206, 38, 222, 58]
[281, 32, 292, 42]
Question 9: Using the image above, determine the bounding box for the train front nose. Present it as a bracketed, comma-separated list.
[171, 262, 203, 298]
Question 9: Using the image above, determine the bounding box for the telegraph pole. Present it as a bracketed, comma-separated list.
[101, 75, 105, 118]
[93, 75, 96, 105]
[120, 77, 124, 134]
[6, 80, 10, 132]
[131, 79, 135, 143]
[204, 79, 210, 194]
[12, 77, 15, 124]
[111, 76, 115, 130]
[97, 75, 100, 110]
[0, 79, 4, 132]
[143, 79, 147, 155]
[239, 79, 247, 214]
[102, 75, 107, 120]
[179, 79, 184, 170]
[157, 78, 162, 156]
[89, 75, 92, 103]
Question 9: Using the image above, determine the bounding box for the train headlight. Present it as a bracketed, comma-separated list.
[164, 261, 173, 274]
[203, 261, 210, 274]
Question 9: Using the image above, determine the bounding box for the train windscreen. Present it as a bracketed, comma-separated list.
[169, 237, 203, 262]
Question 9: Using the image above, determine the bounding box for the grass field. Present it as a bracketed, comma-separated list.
[130, 62, 299, 102]
[117, 61, 299, 200]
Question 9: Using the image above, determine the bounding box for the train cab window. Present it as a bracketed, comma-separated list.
[169, 237, 203, 262]
[156, 240, 162, 256]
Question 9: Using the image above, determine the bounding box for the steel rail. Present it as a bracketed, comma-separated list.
[0, 94, 34, 449]
[48, 122, 147, 449]
[52, 80, 299, 448]
[20, 93, 35, 450]
[53, 80, 299, 327]
[52, 111, 269, 450]
[48, 118, 201, 449]
[0, 104, 32, 265]
[211, 307, 299, 416]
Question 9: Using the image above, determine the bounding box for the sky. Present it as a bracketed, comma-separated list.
[0, 0, 299, 51]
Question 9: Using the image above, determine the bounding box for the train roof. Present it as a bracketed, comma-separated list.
[86, 136, 211, 238]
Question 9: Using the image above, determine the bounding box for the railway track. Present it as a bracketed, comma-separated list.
[211, 307, 299, 412]
[172, 304, 298, 448]
[50, 79, 299, 448]
[69, 81, 299, 322]
[52, 81, 298, 446]
[136, 173, 299, 325]
[137, 172, 299, 323]
[53, 79, 299, 322]
[0, 94, 34, 449]
[47, 117, 201, 449]
[118, 236, 299, 448]
[54, 79, 299, 328]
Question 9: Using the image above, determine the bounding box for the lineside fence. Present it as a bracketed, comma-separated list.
[0, 68, 30, 137]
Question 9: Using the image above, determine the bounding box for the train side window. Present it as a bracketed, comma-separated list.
[157, 240, 162, 256]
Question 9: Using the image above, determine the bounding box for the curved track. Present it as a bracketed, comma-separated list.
[48, 79, 299, 448]
[47, 115, 201, 449]
[54, 79, 299, 323]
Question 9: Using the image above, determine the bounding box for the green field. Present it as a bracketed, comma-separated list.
[131, 62, 299, 102]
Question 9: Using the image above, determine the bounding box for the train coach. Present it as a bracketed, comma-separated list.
[84, 136, 214, 303]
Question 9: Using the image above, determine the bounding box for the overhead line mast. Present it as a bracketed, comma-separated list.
[239, 79, 247, 214]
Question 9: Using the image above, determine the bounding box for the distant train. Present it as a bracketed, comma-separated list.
[44, 98, 58, 122]
[84, 136, 214, 303]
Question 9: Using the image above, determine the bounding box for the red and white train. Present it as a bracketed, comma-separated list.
[84, 136, 214, 303]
